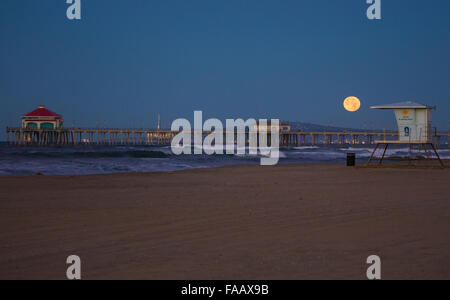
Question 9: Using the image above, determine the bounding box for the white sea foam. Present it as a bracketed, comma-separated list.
[293, 146, 320, 150]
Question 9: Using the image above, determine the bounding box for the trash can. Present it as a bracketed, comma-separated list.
[347, 153, 356, 167]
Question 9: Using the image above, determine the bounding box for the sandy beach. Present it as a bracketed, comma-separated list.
[0, 163, 449, 280]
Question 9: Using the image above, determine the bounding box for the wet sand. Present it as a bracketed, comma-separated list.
[0, 164, 449, 280]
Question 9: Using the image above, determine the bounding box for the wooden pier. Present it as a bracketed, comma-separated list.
[5, 127, 450, 148]
[5, 128, 176, 146]
[279, 130, 398, 146]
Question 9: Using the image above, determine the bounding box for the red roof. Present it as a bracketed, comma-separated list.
[22, 105, 62, 118]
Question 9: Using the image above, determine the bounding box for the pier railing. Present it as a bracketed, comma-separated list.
[5, 127, 176, 146]
[5, 127, 450, 148]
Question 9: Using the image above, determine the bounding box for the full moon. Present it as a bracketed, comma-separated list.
[343, 96, 361, 112]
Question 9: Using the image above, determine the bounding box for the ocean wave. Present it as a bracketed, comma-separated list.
[293, 146, 320, 150]
[9, 150, 170, 159]
[0, 144, 448, 176]
[339, 147, 373, 152]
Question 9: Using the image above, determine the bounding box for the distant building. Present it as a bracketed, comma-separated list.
[22, 105, 64, 130]
[253, 121, 291, 133]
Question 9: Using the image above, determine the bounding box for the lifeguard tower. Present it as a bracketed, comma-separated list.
[368, 101, 444, 167]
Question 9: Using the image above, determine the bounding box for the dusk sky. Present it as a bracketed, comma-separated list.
[1, 0, 450, 139]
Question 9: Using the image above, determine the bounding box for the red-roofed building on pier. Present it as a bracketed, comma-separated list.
[21, 105, 64, 130]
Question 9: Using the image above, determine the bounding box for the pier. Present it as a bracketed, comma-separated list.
[282, 131, 449, 147]
[5, 128, 176, 146]
[6, 127, 450, 148]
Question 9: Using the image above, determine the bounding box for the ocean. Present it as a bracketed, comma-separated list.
[0, 143, 449, 176]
